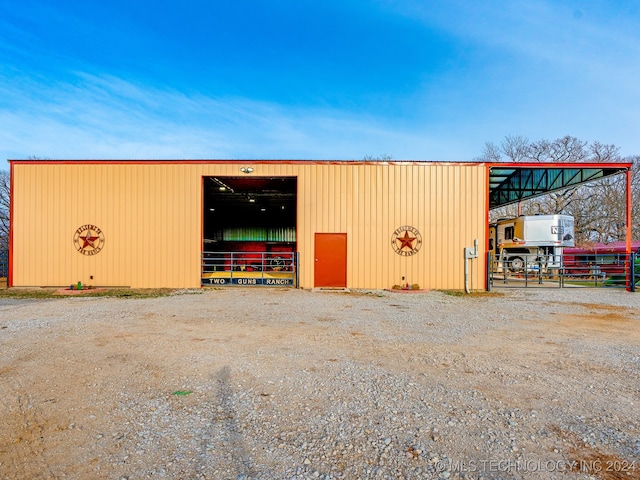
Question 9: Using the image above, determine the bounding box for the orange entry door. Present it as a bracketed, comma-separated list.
[314, 233, 347, 288]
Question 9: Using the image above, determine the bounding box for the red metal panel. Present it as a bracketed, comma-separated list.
[485, 164, 490, 290]
[627, 168, 632, 254]
[314, 233, 347, 287]
[626, 168, 632, 291]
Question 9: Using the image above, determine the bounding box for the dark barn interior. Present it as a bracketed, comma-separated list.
[202, 176, 297, 256]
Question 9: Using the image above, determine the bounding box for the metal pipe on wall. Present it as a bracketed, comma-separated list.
[464, 239, 479, 294]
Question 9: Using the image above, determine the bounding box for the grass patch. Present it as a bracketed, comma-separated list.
[440, 290, 504, 298]
[0, 288, 61, 299]
[0, 287, 201, 299]
[347, 289, 386, 297]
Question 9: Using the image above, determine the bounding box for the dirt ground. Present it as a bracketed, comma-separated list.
[0, 287, 639, 479]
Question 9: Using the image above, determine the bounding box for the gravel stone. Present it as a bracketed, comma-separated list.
[0, 287, 639, 479]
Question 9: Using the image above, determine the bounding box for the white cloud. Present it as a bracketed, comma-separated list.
[375, 0, 640, 157]
[392, 0, 640, 80]
[0, 71, 457, 168]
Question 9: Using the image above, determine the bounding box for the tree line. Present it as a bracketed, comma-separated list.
[0, 170, 8, 258]
[0, 169, 7, 281]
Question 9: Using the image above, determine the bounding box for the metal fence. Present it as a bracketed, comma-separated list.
[0, 249, 7, 288]
[201, 251, 298, 287]
[488, 252, 638, 291]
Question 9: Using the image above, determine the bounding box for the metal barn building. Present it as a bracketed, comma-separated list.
[7, 159, 632, 290]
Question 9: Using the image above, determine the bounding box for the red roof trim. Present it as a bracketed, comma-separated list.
[10, 160, 631, 169]
[9, 159, 488, 167]
[488, 162, 632, 169]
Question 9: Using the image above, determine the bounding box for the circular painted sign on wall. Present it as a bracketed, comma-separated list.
[391, 225, 422, 256]
[73, 224, 105, 256]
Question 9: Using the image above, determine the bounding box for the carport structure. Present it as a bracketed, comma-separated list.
[487, 162, 635, 290]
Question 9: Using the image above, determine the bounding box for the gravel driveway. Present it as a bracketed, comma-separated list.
[1, 287, 639, 479]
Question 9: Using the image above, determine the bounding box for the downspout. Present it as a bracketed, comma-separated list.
[464, 254, 469, 294]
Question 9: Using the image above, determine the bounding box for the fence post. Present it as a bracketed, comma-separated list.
[631, 252, 637, 293]
[0, 249, 7, 289]
[295, 252, 300, 289]
[538, 255, 543, 285]
[486, 252, 492, 292]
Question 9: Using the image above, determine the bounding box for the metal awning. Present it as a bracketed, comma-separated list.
[489, 163, 630, 209]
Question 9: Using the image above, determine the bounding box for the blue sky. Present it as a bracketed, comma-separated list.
[1, 0, 639, 170]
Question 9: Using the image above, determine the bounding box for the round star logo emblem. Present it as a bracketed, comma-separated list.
[73, 224, 105, 256]
[391, 225, 422, 256]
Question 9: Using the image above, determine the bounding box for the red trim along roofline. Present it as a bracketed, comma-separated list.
[10, 160, 632, 170]
[488, 161, 632, 169]
[9, 159, 489, 167]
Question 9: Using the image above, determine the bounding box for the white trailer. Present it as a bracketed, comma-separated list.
[489, 215, 575, 272]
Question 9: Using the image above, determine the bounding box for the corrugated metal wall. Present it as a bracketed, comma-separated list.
[295, 163, 486, 290]
[11, 163, 202, 288]
[11, 161, 486, 289]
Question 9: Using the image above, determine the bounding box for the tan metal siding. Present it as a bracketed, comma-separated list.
[12, 164, 202, 288]
[294, 163, 485, 290]
[11, 162, 486, 290]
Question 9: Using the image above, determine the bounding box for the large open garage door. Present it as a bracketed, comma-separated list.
[201, 176, 298, 286]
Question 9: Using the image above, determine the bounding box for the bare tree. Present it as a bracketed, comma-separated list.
[1, 157, 49, 256]
[363, 154, 393, 161]
[476, 135, 607, 164]
[0, 170, 9, 254]
[477, 142, 503, 163]
[502, 135, 531, 162]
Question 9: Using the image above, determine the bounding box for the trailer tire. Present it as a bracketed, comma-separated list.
[509, 256, 525, 273]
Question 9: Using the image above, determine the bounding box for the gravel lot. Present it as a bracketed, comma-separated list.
[0, 286, 639, 480]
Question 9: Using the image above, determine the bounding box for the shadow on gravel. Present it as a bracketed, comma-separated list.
[207, 366, 253, 479]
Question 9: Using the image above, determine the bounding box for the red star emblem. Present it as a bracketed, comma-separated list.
[80, 231, 100, 249]
[396, 231, 416, 250]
